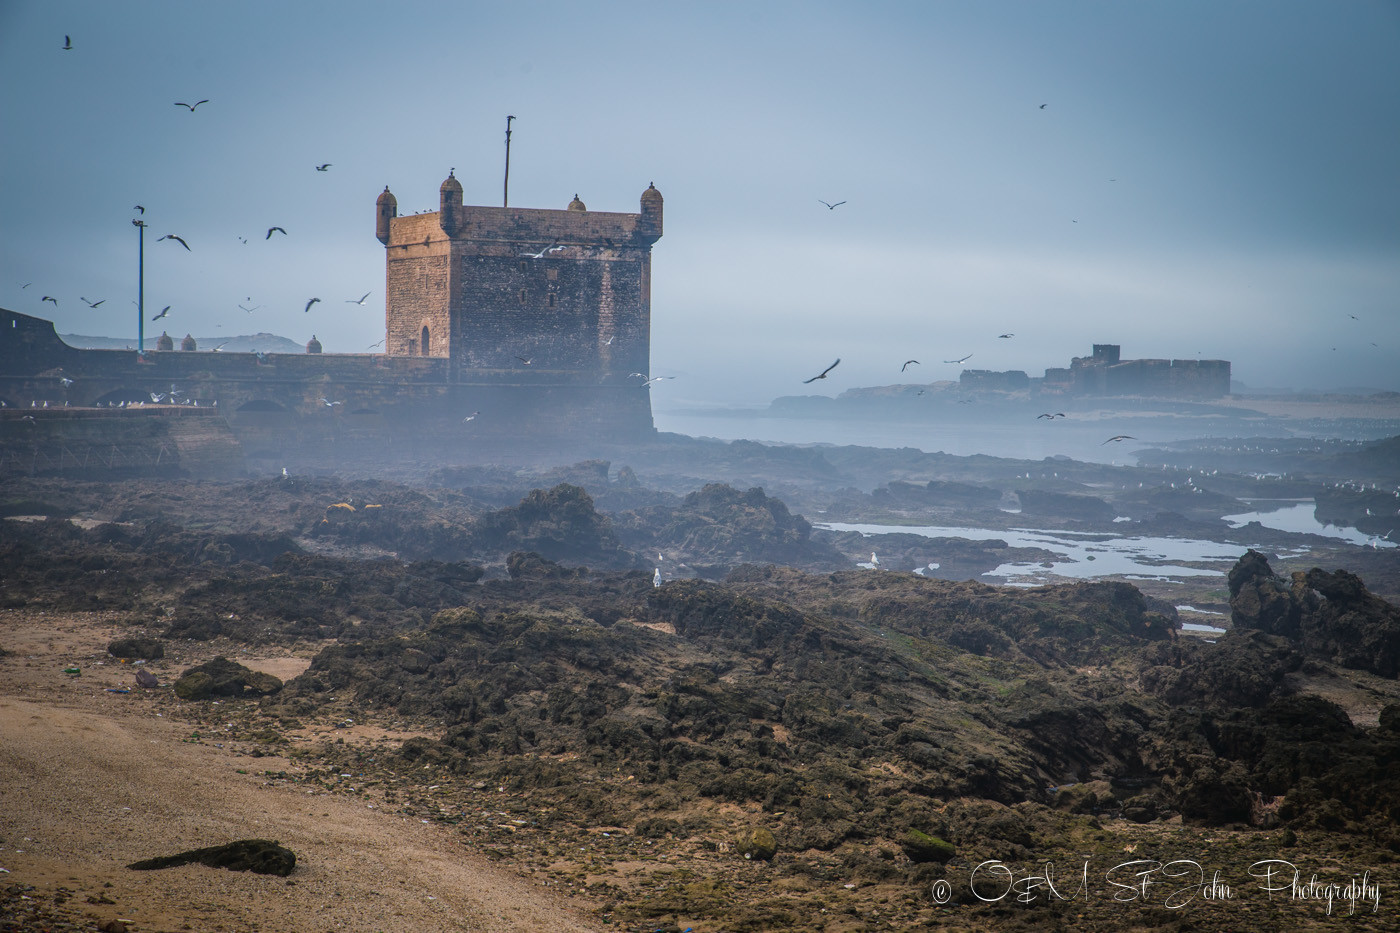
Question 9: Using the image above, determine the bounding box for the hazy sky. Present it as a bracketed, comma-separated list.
[3, 1, 1398, 407]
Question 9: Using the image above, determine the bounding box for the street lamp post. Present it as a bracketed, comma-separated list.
[132, 218, 146, 353]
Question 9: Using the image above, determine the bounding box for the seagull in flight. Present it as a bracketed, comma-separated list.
[943, 354, 973, 364]
[345, 292, 371, 305]
[318, 397, 342, 407]
[641, 376, 673, 388]
[901, 360, 919, 372]
[315, 163, 332, 172]
[152, 305, 170, 321]
[462, 411, 480, 423]
[238, 303, 260, 313]
[1101, 434, 1136, 445]
[1037, 412, 1066, 420]
[63, 35, 72, 50]
[80, 297, 105, 308]
[998, 333, 1014, 339]
[211, 341, 229, 352]
[304, 297, 321, 313]
[367, 339, 384, 350]
[266, 226, 287, 239]
[520, 243, 565, 259]
[516, 356, 533, 365]
[41, 296, 58, 305]
[174, 100, 209, 111]
[60, 377, 74, 387]
[158, 234, 190, 250]
[133, 205, 144, 214]
[803, 359, 840, 384]
[818, 199, 846, 210]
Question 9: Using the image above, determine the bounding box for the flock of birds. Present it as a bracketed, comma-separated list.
[29, 45, 367, 334]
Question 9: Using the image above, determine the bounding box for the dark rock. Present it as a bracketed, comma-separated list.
[1229, 550, 1400, 677]
[108, 637, 165, 660]
[1015, 488, 1117, 523]
[736, 827, 777, 861]
[899, 828, 955, 863]
[128, 838, 296, 875]
[174, 656, 282, 700]
[1380, 703, 1400, 732]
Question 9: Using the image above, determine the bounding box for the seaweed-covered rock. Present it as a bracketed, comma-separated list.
[1229, 550, 1400, 677]
[736, 827, 777, 861]
[128, 839, 295, 875]
[174, 657, 282, 700]
[899, 828, 955, 863]
[108, 637, 165, 660]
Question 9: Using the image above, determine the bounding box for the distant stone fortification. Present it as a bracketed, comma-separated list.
[0, 169, 664, 462]
[962, 344, 1230, 399]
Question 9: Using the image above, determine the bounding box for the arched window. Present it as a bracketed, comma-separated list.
[421, 325, 430, 356]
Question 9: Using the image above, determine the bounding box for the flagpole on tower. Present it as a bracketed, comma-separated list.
[503, 115, 515, 208]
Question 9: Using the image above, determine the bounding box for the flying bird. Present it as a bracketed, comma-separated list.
[998, 333, 1014, 339]
[318, 397, 342, 407]
[1101, 435, 1136, 445]
[520, 243, 565, 259]
[641, 376, 673, 388]
[304, 297, 321, 313]
[901, 360, 919, 372]
[803, 359, 840, 384]
[63, 35, 72, 50]
[133, 205, 144, 214]
[59, 377, 74, 387]
[367, 339, 384, 350]
[158, 234, 190, 250]
[152, 305, 170, 321]
[462, 411, 479, 423]
[20, 282, 31, 288]
[80, 297, 105, 308]
[818, 199, 846, 210]
[1039, 103, 1047, 109]
[943, 354, 973, 364]
[315, 163, 332, 172]
[266, 226, 287, 239]
[174, 100, 209, 111]
[238, 303, 260, 313]
[1037, 412, 1066, 420]
[211, 341, 229, 352]
[41, 296, 57, 305]
[345, 292, 371, 305]
[516, 356, 533, 365]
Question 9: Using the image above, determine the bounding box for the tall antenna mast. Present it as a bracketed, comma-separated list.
[503, 115, 515, 207]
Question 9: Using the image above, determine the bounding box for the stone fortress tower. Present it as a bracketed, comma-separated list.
[376, 173, 662, 385]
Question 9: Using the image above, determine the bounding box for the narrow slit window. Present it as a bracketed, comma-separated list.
[519, 289, 527, 304]
[547, 293, 557, 308]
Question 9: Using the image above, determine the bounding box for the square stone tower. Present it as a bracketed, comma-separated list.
[376, 175, 662, 381]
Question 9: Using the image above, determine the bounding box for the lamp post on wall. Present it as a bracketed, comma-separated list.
[131, 217, 146, 354]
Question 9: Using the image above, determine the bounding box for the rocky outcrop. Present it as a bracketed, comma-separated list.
[128, 839, 296, 875]
[1229, 550, 1400, 677]
[174, 657, 283, 700]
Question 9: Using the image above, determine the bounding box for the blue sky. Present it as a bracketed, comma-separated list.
[3, 1, 1398, 406]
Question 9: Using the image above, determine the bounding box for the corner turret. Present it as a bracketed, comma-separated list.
[375, 187, 397, 245]
[439, 171, 464, 235]
[639, 182, 663, 241]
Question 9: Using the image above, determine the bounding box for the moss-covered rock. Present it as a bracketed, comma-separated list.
[899, 828, 955, 863]
[736, 826, 777, 861]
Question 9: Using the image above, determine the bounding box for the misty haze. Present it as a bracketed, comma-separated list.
[3, 3, 1399, 932]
